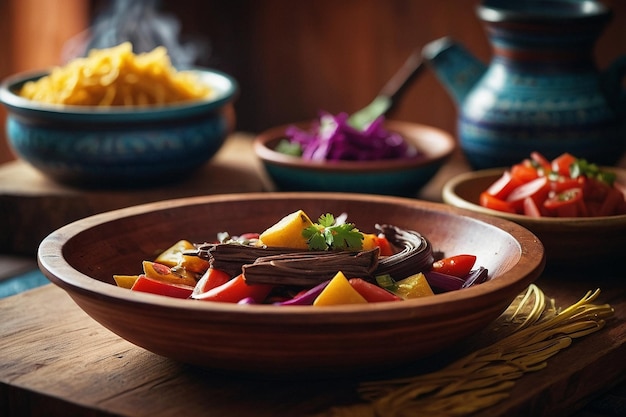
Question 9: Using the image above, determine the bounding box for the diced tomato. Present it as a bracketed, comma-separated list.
[598, 186, 626, 216]
[479, 192, 516, 213]
[481, 151, 625, 219]
[530, 151, 552, 174]
[191, 273, 273, 303]
[523, 197, 543, 217]
[486, 170, 523, 200]
[551, 152, 577, 177]
[432, 254, 477, 278]
[614, 181, 626, 215]
[615, 181, 626, 200]
[131, 274, 194, 299]
[348, 278, 401, 303]
[543, 188, 587, 217]
[192, 268, 231, 297]
[550, 175, 583, 194]
[510, 161, 540, 183]
[375, 235, 395, 256]
[582, 177, 611, 202]
[506, 176, 551, 212]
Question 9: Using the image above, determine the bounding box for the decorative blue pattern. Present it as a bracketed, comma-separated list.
[423, 0, 626, 169]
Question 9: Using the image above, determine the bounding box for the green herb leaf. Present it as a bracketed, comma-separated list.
[302, 213, 364, 251]
[570, 159, 616, 186]
[275, 139, 303, 157]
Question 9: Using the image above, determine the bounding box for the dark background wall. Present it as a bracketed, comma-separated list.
[2, 0, 625, 163]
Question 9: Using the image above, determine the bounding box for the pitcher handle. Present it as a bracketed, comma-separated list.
[601, 54, 626, 116]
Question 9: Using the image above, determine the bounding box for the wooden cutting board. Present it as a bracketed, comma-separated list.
[0, 134, 271, 255]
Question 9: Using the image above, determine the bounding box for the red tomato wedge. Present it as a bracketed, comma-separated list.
[486, 171, 523, 200]
[510, 161, 540, 183]
[432, 255, 477, 278]
[550, 175, 582, 193]
[551, 152, 577, 177]
[523, 197, 543, 217]
[506, 176, 551, 212]
[599, 186, 626, 216]
[479, 192, 516, 213]
[192, 273, 273, 303]
[348, 278, 401, 302]
[192, 268, 231, 298]
[131, 274, 194, 299]
[375, 235, 395, 257]
[530, 151, 551, 173]
[543, 188, 587, 217]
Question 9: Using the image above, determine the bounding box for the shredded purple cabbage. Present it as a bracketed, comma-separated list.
[284, 112, 418, 162]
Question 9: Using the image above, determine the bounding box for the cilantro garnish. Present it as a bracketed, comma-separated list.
[302, 213, 364, 251]
[570, 159, 616, 186]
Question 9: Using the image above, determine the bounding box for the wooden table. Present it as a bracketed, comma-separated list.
[1, 269, 625, 417]
[1, 134, 625, 416]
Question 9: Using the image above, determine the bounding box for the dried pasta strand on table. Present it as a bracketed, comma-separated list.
[317, 285, 614, 417]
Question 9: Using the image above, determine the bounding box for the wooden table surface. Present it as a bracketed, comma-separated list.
[1, 268, 625, 417]
[1, 134, 625, 416]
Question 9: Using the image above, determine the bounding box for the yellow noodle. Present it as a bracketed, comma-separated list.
[320, 285, 614, 417]
[19, 42, 212, 106]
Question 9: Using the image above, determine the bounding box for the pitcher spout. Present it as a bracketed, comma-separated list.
[422, 37, 486, 106]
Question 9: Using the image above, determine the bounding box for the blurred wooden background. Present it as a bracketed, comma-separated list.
[1, 0, 625, 165]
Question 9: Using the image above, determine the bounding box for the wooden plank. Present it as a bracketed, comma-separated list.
[1, 269, 624, 417]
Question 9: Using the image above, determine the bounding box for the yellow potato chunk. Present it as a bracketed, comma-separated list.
[113, 274, 139, 289]
[155, 240, 193, 267]
[258, 209, 314, 249]
[394, 272, 434, 299]
[361, 233, 378, 251]
[155, 239, 210, 274]
[313, 271, 368, 306]
[142, 261, 198, 287]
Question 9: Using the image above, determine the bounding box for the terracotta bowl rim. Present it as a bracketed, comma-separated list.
[38, 192, 545, 320]
[253, 121, 456, 173]
[442, 167, 626, 226]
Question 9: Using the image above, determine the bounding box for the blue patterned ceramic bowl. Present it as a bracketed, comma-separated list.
[0, 68, 238, 187]
[254, 120, 456, 197]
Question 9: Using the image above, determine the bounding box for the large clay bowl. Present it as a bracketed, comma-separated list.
[254, 121, 455, 196]
[38, 193, 545, 376]
[442, 167, 626, 267]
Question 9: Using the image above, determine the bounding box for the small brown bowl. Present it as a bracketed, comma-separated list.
[38, 192, 544, 376]
[254, 121, 455, 196]
[442, 168, 626, 267]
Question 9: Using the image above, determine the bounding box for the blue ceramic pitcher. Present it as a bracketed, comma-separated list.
[422, 0, 626, 169]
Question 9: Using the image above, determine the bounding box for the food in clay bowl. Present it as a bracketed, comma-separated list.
[442, 151, 626, 267]
[38, 192, 545, 376]
[0, 43, 238, 187]
[253, 112, 456, 196]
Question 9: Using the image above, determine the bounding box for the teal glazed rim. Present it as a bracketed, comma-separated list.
[477, 0, 610, 23]
[0, 67, 239, 123]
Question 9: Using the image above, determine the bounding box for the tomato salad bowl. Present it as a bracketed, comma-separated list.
[38, 192, 545, 376]
[442, 161, 626, 267]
